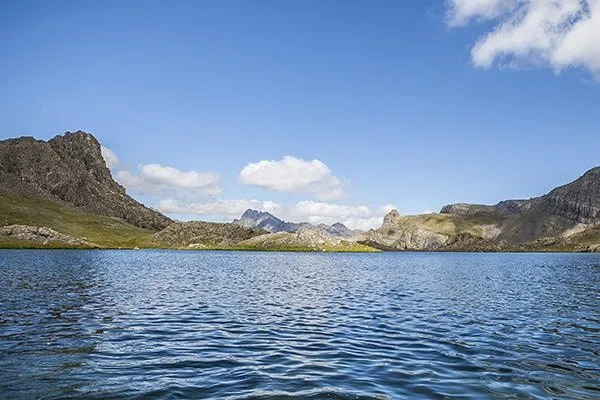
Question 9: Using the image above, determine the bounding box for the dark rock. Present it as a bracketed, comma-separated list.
[545, 167, 600, 224]
[0, 224, 91, 246]
[439, 233, 500, 252]
[152, 221, 267, 247]
[0, 131, 171, 230]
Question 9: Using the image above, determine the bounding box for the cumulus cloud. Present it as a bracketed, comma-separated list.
[289, 200, 393, 230]
[239, 155, 347, 200]
[158, 198, 395, 230]
[158, 198, 283, 219]
[446, 0, 600, 78]
[100, 146, 120, 169]
[291, 201, 371, 218]
[115, 165, 222, 197]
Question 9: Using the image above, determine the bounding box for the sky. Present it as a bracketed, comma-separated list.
[1, 0, 599, 229]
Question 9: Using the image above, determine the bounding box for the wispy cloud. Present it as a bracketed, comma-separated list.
[446, 0, 600, 79]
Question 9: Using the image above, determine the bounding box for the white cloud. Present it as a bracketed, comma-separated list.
[447, 0, 600, 78]
[115, 165, 222, 196]
[446, 0, 519, 26]
[100, 146, 120, 169]
[289, 201, 391, 230]
[158, 198, 282, 219]
[239, 155, 347, 200]
[291, 201, 371, 218]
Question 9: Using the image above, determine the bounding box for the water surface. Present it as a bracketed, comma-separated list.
[0, 250, 599, 399]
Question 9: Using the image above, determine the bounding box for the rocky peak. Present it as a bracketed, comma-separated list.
[233, 209, 302, 233]
[240, 209, 262, 220]
[382, 209, 401, 224]
[0, 131, 171, 230]
[48, 130, 116, 187]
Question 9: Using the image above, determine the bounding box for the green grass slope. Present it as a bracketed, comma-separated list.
[0, 189, 154, 248]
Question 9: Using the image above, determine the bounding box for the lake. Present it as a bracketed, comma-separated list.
[0, 250, 599, 399]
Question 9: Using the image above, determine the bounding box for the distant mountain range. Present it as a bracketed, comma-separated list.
[233, 209, 308, 233]
[232, 209, 359, 238]
[0, 130, 599, 252]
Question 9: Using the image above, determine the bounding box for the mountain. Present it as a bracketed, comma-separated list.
[0, 131, 263, 250]
[441, 167, 600, 244]
[361, 167, 600, 251]
[0, 131, 171, 230]
[316, 222, 359, 238]
[233, 209, 307, 233]
[233, 209, 361, 239]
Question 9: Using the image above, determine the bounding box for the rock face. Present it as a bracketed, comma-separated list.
[317, 222, 358, 239]
[359, 211, 462, 251]
[0, 131, 171, 230]
[233, 209, 307, 233]
[0, 224, 91, 247]
[390, 166, 600, 249]
[545, 167, 600, 224]
[151, 221, 266, 247]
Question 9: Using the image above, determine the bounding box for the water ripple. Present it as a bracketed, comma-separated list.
[0, 250, 599, 399]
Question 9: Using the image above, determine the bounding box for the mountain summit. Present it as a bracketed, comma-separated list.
[232, 209, 306, 233]
[0, 131, 171, 230]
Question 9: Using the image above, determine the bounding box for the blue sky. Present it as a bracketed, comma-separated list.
[1, 0, 599, 228]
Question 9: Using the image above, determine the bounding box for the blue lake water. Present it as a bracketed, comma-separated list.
[0, 250, 599, 399]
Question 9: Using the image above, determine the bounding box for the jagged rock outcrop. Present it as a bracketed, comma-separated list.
[316, 222, 359, 239]
[151, 221, 266, 247]
[359, 210, 452, 250]
[545, 167, 600, 224]
[0, 224, 91, 247]
[0, 131, 171, 230]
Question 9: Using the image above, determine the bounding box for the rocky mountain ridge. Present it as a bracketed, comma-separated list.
[361, 166, 600, 251]
[0, 131, 171, 230]
[233, 209, 360, 238]
[233, 209, 307, 233]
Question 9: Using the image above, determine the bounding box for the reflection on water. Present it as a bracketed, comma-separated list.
[0, 250, 599, 399]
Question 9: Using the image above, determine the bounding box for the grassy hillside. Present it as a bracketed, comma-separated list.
[234, 230, 379, 252]
[0, 189, 154, 248]
[395, 213, 502, 238]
